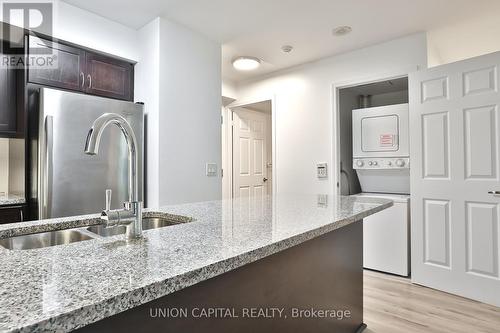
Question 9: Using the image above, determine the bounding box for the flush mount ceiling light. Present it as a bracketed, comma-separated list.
[332, 26, 352, 36]
[232, 56, 261, 71]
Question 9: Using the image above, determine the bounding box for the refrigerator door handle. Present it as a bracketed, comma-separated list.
[41, 115, 54, 219]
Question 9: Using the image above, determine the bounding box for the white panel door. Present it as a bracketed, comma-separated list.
[232, 109, 268, 199]
[410, 52, 500, 306]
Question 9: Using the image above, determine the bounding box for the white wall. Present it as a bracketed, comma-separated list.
[51, 4, 222, 206]
[235, 33, 427, 196]
[0, 139, 8, 194]
[0, 138, 24, 195]
[135, 17, 222, 207]
[427, 10, 500, 67]
[8, 139, 24, 195]
[135, 18, 161, 207]
[53, 1, 139, 61]
[156, 18, 222, 205]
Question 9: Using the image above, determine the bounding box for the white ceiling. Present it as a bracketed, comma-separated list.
[62, 0, 500, 82]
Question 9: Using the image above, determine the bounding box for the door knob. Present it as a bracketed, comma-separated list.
[488, 191, 500, 195]
[263, 178, 268, 183]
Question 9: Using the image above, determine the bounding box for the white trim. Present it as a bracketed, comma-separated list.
[331, 66, 418, 195]
[221, 106, 232, 199]
[224, 96, 277, 199]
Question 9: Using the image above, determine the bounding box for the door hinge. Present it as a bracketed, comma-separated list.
[221, 169, 224, 177]
[221, 115, 224, 125]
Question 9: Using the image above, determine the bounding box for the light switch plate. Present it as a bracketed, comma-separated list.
[206, 163, 218, 177]
[317, 194, 328, 207]
[317, 163, 328, 179]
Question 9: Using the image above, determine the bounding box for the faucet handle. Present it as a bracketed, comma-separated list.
[105, 189, 112, 211]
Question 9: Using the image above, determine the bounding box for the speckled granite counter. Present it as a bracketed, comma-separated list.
[0, 194, 25, 206]
[0, 194, 392, 333]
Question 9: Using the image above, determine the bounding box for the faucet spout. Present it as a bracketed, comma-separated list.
[84, 113, 142, 239]
[84, 113, 139, 203]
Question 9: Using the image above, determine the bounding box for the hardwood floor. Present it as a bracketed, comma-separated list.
[363, 270, 500, 333]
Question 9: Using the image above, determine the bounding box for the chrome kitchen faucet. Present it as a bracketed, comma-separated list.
[84, 113, 143, 239]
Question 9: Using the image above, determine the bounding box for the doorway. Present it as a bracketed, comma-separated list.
[336, 76, 409, 195]
[335, 76, 412, 278]
[222, 100, 274, 199]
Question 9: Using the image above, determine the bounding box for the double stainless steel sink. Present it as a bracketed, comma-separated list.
[0, 229, 94, 251]
[86, 212, 192, 237]
[0, 212, 192, 250]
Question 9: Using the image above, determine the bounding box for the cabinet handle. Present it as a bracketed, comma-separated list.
[105, 189, 112, 211]
[80, 72, 85, 87]
[19, 209, 23, 222]
[42, 116, 54, 219]
[488, 191, 500, 196]
[87, 74, 92, 89]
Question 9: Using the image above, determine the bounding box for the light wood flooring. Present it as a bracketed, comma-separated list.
[363, 270, 500, 333]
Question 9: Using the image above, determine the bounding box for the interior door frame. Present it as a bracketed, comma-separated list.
[331, 66, 419, 196]
[224, 96, 277, 199]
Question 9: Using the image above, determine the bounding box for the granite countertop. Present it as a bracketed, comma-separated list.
[0, 194, 26, 206]
[0, 194, 392, 332]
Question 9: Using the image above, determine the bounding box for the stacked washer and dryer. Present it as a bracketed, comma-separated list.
[352, 103, 411, 276]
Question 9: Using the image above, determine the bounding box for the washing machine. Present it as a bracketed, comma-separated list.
[352, 103, 411, 276]
[354, 193, 410, 276]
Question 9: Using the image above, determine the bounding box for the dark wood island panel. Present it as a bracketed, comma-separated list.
[77, 221, 365, 333]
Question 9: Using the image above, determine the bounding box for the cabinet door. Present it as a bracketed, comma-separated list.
[0, 66, 17, 135]
[85, 52, 134, 101]
[28, 36, 85, 92]
[0, 206, 25, 224]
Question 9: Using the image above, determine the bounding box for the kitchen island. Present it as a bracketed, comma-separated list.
[0, 194, 391, 333]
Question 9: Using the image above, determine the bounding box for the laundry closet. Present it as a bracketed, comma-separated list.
[338, 77, 411, 276]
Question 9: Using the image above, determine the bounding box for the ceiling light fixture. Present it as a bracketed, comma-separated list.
[332, 26, 352, 36]
[232, 56, 261, 71]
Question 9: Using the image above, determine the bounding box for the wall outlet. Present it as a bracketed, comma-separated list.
[206, 163, 218, 177]
[317, 163, 328, 179]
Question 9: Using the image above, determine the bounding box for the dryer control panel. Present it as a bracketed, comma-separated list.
[353, 157, 410, 170]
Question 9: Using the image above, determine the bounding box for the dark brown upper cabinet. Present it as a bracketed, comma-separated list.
[85, 52, 133, 101]
[28, 36, 134, 101]
[28, 36, 85, 92]
[0, 65, 17, 136]
[0, 39, 22, 138]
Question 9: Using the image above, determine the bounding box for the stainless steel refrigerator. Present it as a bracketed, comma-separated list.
[31, 87, 144, 220]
